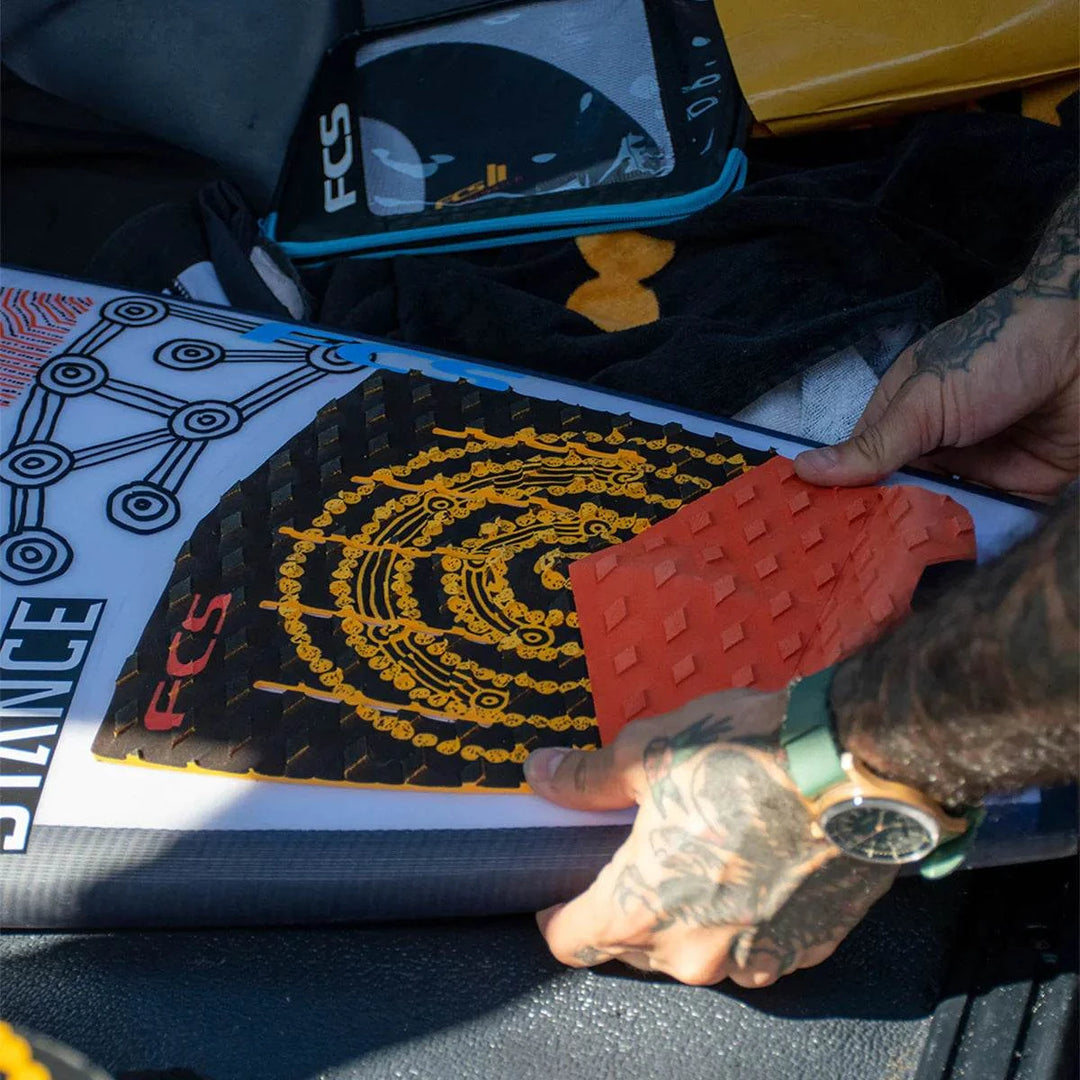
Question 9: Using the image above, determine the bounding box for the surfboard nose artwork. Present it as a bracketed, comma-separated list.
[94, 371, 763, 792]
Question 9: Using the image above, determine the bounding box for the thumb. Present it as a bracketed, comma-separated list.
[524, 745, 637, 811]
[794, 387, 938, 486]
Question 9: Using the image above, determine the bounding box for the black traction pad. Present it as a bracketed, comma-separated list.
[93, 370, 770, 791]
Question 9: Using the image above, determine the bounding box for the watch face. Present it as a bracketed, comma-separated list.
[820, 798, 940, 864]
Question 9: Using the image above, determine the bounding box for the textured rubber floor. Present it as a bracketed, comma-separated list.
[4, 860, 1072, 1080]
[0, 869, 970, 1080]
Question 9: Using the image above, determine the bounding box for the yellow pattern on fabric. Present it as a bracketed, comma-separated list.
[266, 426, 747, 771]
[567, 231, 676, 332]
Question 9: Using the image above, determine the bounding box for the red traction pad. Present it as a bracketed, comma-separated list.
[569, 456, 976, 745]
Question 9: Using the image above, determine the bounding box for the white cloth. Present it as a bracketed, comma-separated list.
[734, 324, 917, 445]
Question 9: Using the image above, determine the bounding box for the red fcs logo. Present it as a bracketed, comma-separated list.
[143, 592, 231, 731]
[319, 103, 358, 214]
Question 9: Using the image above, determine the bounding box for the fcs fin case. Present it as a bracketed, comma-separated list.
[265, 0, 749, 260]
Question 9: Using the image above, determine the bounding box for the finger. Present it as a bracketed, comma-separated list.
[533, 914, 655, 975]
[533, 916, 614, 969]
[537, 855, 648, 966]
[627, 923, 738, 987]
[794, 378, 941, 486]
[524, 744, 637, 811]
[650, 943, 732, 986]
[614, 949, 656, 973]
[726, 931, 785, 988]
[916, 443, 1070, 501]
[727, 962, 781, 989]
[537, 903, 594, 965]
[851, 347, 919, 437]
[795, 940, 840, 971]
[725, 936, 840, 988]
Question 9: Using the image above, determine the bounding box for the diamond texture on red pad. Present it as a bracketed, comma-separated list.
[569, 457, 976, 745]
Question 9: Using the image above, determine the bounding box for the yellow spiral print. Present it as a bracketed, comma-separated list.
[256, 426, 748, 772]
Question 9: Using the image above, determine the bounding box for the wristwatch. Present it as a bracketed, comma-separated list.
[781, 666, 978, 878]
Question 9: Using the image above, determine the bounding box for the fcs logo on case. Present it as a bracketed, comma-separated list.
[319, 103, 358, 213]
[435, 163, 510, 210]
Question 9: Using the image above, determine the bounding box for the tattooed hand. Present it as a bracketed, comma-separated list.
[796, 186, 1079, 500]
[523, 689, 896, 987]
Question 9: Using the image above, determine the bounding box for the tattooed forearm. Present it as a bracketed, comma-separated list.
[908, 185, 1078, 379]
[833, 488, 1080, 807]
[848, 193, 1079, 788]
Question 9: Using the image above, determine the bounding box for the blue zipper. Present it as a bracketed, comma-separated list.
[265, 148, 747, 260]
[292, 216, 698, 263]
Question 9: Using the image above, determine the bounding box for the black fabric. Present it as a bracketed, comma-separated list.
[87, 201, 212, 296]
[0, 67, 221, 278]
[2, 0, 345, 209]
[4, 53, 1076, 420]
[306, 108, 1077, 417]
[6, 67, 1075, 419]
[196, 183, 296, 315]
[87, 181, 304, 318]
[1, 65, 302, 318]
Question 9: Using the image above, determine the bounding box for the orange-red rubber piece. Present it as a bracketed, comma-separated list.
[569, 456, 976, 745]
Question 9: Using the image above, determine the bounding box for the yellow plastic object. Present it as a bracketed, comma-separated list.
[0, 1021, 51, 1080]
[1023, 72, 1080, 125]
[714, 0, 1079, 132]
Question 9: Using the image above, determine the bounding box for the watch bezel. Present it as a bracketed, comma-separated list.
[819, 796, 942, 865]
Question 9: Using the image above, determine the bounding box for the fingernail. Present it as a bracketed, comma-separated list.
[796, 445, 839, 472]
[524, 747, 570, 787]
[535, 904, 560, 932]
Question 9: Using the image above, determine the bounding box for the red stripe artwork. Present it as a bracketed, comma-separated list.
[0, 288, 94, 406]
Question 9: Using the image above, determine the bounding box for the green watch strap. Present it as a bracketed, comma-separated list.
[780, 665, 845, 800]
[782, 665, 981, 877]
[919, 806, 985, 880]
